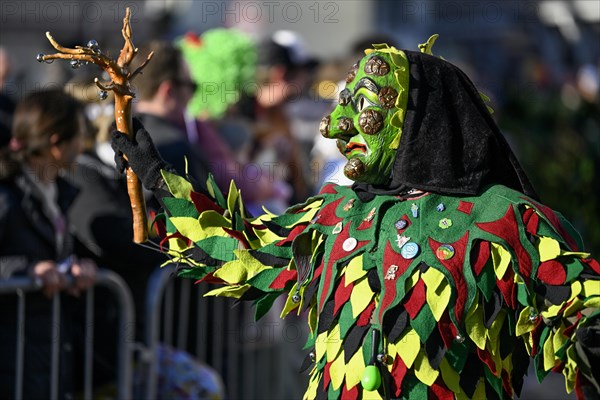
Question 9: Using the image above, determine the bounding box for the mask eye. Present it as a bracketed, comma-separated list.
[356, 95, 372, 113]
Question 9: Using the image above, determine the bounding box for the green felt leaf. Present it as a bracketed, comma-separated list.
[445, 341, 468, 373]
[401, 373, 428, 400]
[338, 302, 355, 340]
[196, 236, 240, 262]
[411, 303, 436, 344]
[327, 382, 341, 399]
[177, 266, 216, 280]
[258, 242, 293, 259]
[162, 169, 193, 201]
[564, 258, 585, 283]
[476, 263, 496, 302]
[255, 292, 281, 321]
[248, 268, 288, 292]
[162, 197, 199, 219]
[483, 365, 503, 398]
[517, 283, 531, 307]
[206, 174, 227, 209]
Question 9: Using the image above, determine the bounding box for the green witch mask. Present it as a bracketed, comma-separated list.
[320, 44, 410, 185]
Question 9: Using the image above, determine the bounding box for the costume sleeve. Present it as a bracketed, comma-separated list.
[154, 170, 322, 320]
[477, 200, 600, 397]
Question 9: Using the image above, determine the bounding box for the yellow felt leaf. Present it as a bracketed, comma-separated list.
[553, 323, 568, 353]
[304, 370, 321, 400]
[396, 329, 420, 368]
[537, 236, 561, 262]
[542, 303, 563, 319]
[345, 350, 366, 390]
[561, 250, 590, 258]
[204, 284, 248, 298]
[465, 298, 486, 350]
[584, 297, 600, 309]
[326, 325, 342, 362]
[516, 307, 537, 337]
[543, 331, 557, 371]
[330, 349, 346, 390]
[161, 169, 193, 200]
[350, 278, 375, 318]
[564, 346, 578, 393]
[226, 180, 240, 213]
[213, 250, 268, 284]
[422, 268, 450, 321]
[280, 282, 300, 318]
[252, 225, 284, 246]
[472, 379, 486, 400]
[491, 243, 511, 280]
[363, 390, 383, 400]
[168, 217, 203, 242]
[564, 298, 583, 318]
[486, 311, 506, 356]
[314, 331, 328, 363]
[344, 255, 366, 285]
[197, 211, 232, 239]
[308, 304, 317, 335]
[583, 280, 600, 297]
[414, 350, 439, 386]
[405, 270, 421, 291]
[440, 358, 462, 393]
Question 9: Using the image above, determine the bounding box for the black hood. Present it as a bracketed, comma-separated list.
[353, 51, 538, 201]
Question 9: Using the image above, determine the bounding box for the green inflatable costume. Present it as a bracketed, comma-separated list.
[112, 36, 600, 399]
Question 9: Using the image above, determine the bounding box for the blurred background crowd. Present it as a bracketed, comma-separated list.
[0, 0, 598, 399]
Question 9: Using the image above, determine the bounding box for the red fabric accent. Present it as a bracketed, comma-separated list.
[334, 279, 355, 316]
[357, 218, 373, 231]
[190, 191, 225, 214]
[195, 272, 226, 285]
[501, 369, 513, 398]
[319, 183, 339, 195]
[316, 197, 345, 227]
[530, 319, 544, 357]
[476, 205, 533, 284]
[476, 347, 496, 375]
[223, 228, 249, 249]
[391, 355, 408, 397]
[521, 207, 539, 236]
[357, 301, 376, 327]
[430, 378, 454, 400]
[428, 232, 470, 324]
[341, 383, 359, 399]
[529, 199, 579, 251]
[276, 223, 308, 246]
[496, 268, 516, 309]
[319, 222, 369, 313]
[563, 318, 580, 338]
[583, 258, 600, 275]
[471, 240, 490, 277]
[404, 279, 426, 319]
[269, 269, 298, 290]
[323, 362, 332, 391]
[536, 260, 567, 285]
[457, 200, 474, 215]
[438, 313, 458, 350]
[311, 261, 324, 283]
[378, 241, 414, 322]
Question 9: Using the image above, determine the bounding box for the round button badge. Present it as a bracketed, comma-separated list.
[343, 237, 358, 252]
[436, 244, 455, 260]
[400, 242, 419, 259]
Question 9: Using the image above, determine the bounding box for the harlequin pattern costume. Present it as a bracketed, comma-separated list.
[113, 36, 600, 399]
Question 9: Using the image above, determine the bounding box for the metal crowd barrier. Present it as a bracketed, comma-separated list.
[0, 269, 135, 400]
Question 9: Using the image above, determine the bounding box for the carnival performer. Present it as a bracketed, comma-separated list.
[111, 37, 600, 399]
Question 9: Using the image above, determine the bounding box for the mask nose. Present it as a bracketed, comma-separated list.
[319, 114, 358, 140]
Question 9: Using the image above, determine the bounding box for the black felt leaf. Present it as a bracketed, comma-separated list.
[383, 305, 408, 343]
[424, 327, 446, 370]
[344, 324, 369, 363]
[317, 299, 336, 334]
[483, 289, 503, 329]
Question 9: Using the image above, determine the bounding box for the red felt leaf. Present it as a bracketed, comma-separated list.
[190, 191, 224, 214]
[529, 199, 579, 251]
[323, 362, 332, 391]
[357, 218, 373, 231]
[223, 227, 249, 249]
[378, 241, 413, 322]
[583, 258, 600, 275]
[195, 272, 226, 285]
[341, 383, 358, 399]
[316, 197, 345, 227]
[391, 355, 408, 397]
[404, 279, 426, 319]
[357, 301, 376, 327]
[476, 347, 496, 375]
[471, 240, 490, 277]
[334, 279, 354, 316]
[476, 205, 532, 284]
[536, 260, 567, 285]
[269, 269, 298, 290]
[311, 261, 324, 283]
[501, 369, 513, 398]
[430, 378, 454, 400]
[438, 313, 458, 350]
[522, 207, 539, 236]
[276, 223, 308, 246]
[457, 200, 474, 215]
[496, 268, 516, 309]
[530, 319, 544, 357]
[428, 232, 470, 324]
[319, 183, 339, 195]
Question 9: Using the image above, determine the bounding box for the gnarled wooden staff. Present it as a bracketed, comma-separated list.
[37, 7, 152, 243]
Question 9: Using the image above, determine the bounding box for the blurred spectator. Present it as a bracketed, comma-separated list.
[0, 89, 97, 399]
[0, 47, 15, 149]
[130, 40, 210, 197]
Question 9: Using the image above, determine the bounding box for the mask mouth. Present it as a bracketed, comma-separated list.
[344, 142, 367, 156]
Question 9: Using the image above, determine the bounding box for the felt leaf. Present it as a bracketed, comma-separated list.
[344, 255, 366, 285]
[326, 325, 342, 363]
[490, 243, 511, 280]
[439, 358, 462, 393]
[422, 268, 450, 321]
[345, 350, 365, 390]
[543, 330, 556, 371]
[583, 280, 600, 297]
[280, 282, 300, 318]
[212, 250, 267, 284]
[329, 349, 346, 390]
[396, 329, 420, 368]
[418, 34, 439, 55]
[583, 297, 600, 309]
[314, 331, 328, 364]
[204, 284, 248, 298]
[388, 131, 401, 150]
[350, 278, 374, 318]
[465, 299, 486, 350]
[537, 236, 561, 262]
[168, 217, 203, 242]
[413, 350, 439, 386]
[162, 169, 193, 200]
[162, 197, 199, 219]
[226, 180, 240, 213]
[515, 306, 537, 337]
[253, 225, 284, 246]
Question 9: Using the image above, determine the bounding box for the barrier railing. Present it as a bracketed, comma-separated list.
[0, 269, 135, 400]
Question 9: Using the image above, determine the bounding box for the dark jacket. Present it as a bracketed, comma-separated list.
[0, 172, 79, 400]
